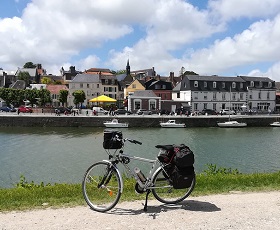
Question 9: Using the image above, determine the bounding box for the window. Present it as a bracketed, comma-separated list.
[222, 93, 226, 100]
[259, 81, 262, 87]
[155, 85, 160, 89]
[97, 84, 99, 88]
[258, 91, 261, 99]
[222, 82, 225, 88]
[204, 81, 207, 88]
[213, 92, 217, 100]
[213, 103, 217, 110]
[194, 92, 198, 99]
[194, 103, 198, 110]
[268, 82, 272, 88]
[105, 79, 108, 84]
[240, 82, 243, 89]
[104, 87, 109, 92]
[111, 79, 115, 85]
[194, 81, 198, 87]
[250, 81, 254, 87]
[87, 84, 89, 88]
[232, 93, 236, 100]
[80, 83, 83, 88]
[267, 92, 270, 99]
[204, 92, 208, 100]
[232, 82, 236, 88]
[204, 103, 207, 109]
[149, 100, 156, 110]
[132, 84, 136, 88]
[134, 100, 141, 110]
[162, 85, 166, 89]
[240, 93, 244, 100]
[213, 82, 216, 88]
[177, 92, 180, 98]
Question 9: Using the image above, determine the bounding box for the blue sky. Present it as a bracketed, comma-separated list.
[1, 0, 280, 81]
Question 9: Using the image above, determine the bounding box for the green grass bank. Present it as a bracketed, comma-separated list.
[1, 170, 280, 212]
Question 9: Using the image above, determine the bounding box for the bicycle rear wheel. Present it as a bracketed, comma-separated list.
[82, 161, 122, 212]
[152, 167, 195, 204]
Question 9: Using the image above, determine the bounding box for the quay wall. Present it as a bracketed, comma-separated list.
[0, 114, 278, 127]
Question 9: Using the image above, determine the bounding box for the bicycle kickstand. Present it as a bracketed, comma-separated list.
[143, 189, 150, 212]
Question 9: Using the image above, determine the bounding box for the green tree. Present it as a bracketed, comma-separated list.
[59, 90, 69, 107]
[37, 89, 51, 106]
[72, 90, 86, 107]
[18, 71, 31, 86]
[41, 77, 52, 84]
[23, 62, 37, 68]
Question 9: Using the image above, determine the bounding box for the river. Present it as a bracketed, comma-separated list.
[0, 126, 280, 188]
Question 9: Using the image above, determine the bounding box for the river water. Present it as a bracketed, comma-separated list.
[0, 126, 280, 188]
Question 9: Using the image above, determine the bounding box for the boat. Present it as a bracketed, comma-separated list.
[103, 119, 128, 128]
[160, 120, 186, 128]
[270, 121, 280, 127]
[217, 120, 247, 128]
[217, 87, 247, 128]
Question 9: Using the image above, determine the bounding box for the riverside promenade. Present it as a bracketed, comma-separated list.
[0, 111, 278, 127]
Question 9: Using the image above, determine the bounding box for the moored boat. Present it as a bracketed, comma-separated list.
[270, 121, 280, 127]
[160, 119, 186, 128]
[104, 119, 128, 128]
[217, 120, 247, 128]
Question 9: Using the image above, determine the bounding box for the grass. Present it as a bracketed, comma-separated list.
[1, 168, 280, 212]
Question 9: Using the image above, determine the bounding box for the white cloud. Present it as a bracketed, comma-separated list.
[208, 0, 280, 21]
[1, 0, 280, 83]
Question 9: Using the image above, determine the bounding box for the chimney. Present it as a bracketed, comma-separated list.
[170, 72, 174, 82]
[70, 66, 75, 74]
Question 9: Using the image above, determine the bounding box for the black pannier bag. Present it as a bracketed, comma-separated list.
[170, 165, 194, 189]
[173, 144, 194, 168]
[103, 130, 123, 149]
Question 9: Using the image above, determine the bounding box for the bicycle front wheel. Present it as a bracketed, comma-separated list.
[152, 167, 195, 204]
[82, 161, 122, 212]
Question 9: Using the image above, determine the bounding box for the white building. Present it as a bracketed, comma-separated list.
[172, 75, 276, 113]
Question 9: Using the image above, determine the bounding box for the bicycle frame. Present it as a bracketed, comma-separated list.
[104, 149, 164, 193]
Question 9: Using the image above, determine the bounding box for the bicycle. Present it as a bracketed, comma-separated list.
[82, 130, 196, 212]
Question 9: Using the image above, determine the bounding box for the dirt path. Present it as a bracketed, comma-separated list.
[1, 191, 280, 230]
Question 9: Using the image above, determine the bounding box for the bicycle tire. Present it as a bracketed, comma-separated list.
[82, 161, 122, 212]
[151, 167, 195, 204]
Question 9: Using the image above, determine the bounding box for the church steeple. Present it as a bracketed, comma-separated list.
[126, 59, 130, 76]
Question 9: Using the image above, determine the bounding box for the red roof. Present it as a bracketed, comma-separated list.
[46, 85, 68, 94]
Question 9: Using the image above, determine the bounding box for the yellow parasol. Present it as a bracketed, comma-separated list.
[89, 95, 117, 102]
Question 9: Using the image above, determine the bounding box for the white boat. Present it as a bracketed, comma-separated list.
[160, 120, 186, 128]
[217, 120, 247, 128]
[104, 119, 128, 128]
[270, 121, 280, 127]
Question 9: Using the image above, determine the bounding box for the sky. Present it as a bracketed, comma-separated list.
[1, 0, 280, 81]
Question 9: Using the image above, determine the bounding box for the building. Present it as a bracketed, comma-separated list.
[173, 75, 276, 113]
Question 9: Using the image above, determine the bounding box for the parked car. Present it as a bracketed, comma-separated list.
[136, 109, 152, 115]
[220, 109, 236, 115]
[92, 107, 108, 115]
[18, 106, 33, 113]
[54, 107, 72, 114]
[114, 109, 132, 115]
[0, 106, 17, 112]
[201, 109, 217, 115]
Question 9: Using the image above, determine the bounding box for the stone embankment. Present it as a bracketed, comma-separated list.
[0, 112, 278, 127]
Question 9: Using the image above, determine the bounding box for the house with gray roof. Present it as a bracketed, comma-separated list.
[127, 90, 161, 113]
[68, 73, 122, 107]
[172, 74, 276, 113]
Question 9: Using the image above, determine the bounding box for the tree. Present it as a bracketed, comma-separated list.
[41, 77, 52, 84]
[23, 62, 37, 68]
[59, 90, 69, 107]
[72, 90, 86, 108]
[18, 71, 31, 86]
[37, 89, 51, 106]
